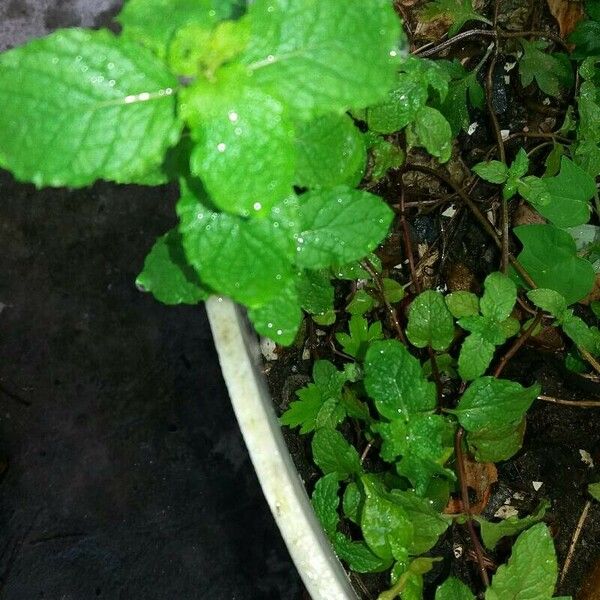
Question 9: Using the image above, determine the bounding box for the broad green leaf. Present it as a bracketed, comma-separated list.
[333, 533, 393, 573]
[118, 0, 218, 58]
[365, 134, 405, 180]
[517, 176, 552, 208]
[336, 315, 383, 360]
[347, 290, 377, 316]
[468, 419, 526, 462]
[509, 148, 530, 179]
[375, 414, 455, 494]
[366, 57, 449, 134]
[512, 224, 596, 305]
[527, 289, 568, 319]
[280, 384, 323, 434]
[406, 290, 455, 351]
[452, 377, 540, 432]
[343, 482, 362, 524]
[296, 269, 334, 315]
[295, 187, 394, 269]
[295, 114, 366, 188]
[569, 19, 600, 59]
[0, 29, 180, 187]
[536, 158, 594, 227]
[389, 490, 449, 555]
[420, 0, 492, 37]
[435, 577, 475, 600]
[480, 272, 517, 322]
[408, 106, 453, 163]
[136, 230, 209, 305]
[473, 161, 509, 184]
[248, 281, 302, 345]
[446, 291, 480, 318]
[177, 187, 296, 307]
[360, 475, 413, 561]
[476, 500, 550, 550]
[311, 473, 340, 538]
[485, 524, 558, 600]
[383, 279, 406, 304]
[312, 428, 361, 479]
[458, 332, 497, 381]
[183, 67, 295, 216]
[519, 39, 573, 97]
[242, 0, 402, 119]
[364, 340, 437, 419]
[589, 482, 600, 501]
[568, 224, 600, 273]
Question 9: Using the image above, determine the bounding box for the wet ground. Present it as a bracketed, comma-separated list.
[0, 2, 302, 599]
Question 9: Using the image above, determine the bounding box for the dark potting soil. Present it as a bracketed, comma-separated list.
[0, 2, 303, 599]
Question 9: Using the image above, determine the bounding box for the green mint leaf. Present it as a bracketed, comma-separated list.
[589, 482, 600, 501]
[0, 29, 180, 188]
[365, 134, 405, 181]
[248, 281, 302, 345]
[473, 161, 509, 184]
[509, 148, 530, 179]
[453, 377, 540, 431]
[280, 385, 323, 434]
[512, 224, 596, 305]
[242, 0, 401, 119]
[408, 106, 453, 163]
[458, 332, 497, 381]
[311, 473, 340, 538]
[347, 290, 377, 316]
[527, 289, 568, 319]
[333, 254, 382, 280]
[569, 20, 600, 59]
[136, 230, 209, 305]
[177, 188, 295, 307]
[468, 419, 526, 462]
[183, 67, 295, 216]
[480, 272, 517, 322]
[420, 0, 492, 37]
[117, 0, 218, 58]
[435, 577, 475, 600]
[519, 39, 574, 97]
[485, 524, 558, 600]
[366, 57, 449, 134]
[333, 533, 393, 573]
[360, 475, 413, 562]
[364, 340, 437, 420]
[295, 187, 393, 269]
[406, 290, 455, 351]
[567, 224, 600, 273]
[383, 279, 406, 304]
[295, 114, 366, 189]
[562, 313, 599, 353]
[389, 489, 450, 555]
[312, 428, 361, 479]
[476, 500, 550, 550]
[336, 315, 383, 360]
[517, 176, 552, 208]
[446, 291, 480, 318]
[534, 158, 595, 228]
[343, 482, 362, 525]
[374, 414, 455, 494]
[296, 269, 334, 316]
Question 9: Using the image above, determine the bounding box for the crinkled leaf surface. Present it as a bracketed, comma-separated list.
[333, 533, 393, 573]
[0, 29, 180, 187]
[446, 291, 480, 318]
[406, 290, 455, 351]
[241, 0, 401, 119]
[420, 0, 491, 37]
[467, 419, 526, 462]
[296, 269, 334, 315]
[408, 106, 453, 163]
[311, 473, 340, 538]
[473, 161, 509, 184]
[480, 272, 517, 322]
[295, 113, 366, 189]
[336, 315, 383, 360]
[118, 0, 218, 58]
[295, 187, 393, 269]
[177, 186, 296, 308]
[312, 428, 361, 479]
[485, 524, 558, 600]
[364, 340, 437, 420]
[519, 39, 573, 97]
[453, 377, 540, 432]
[136, 230, 209, 305]
[513, 224, 596, 305]
[458, 332, 497, 381]
[183, 68, 295, 216]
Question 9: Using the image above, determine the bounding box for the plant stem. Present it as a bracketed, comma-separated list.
[454, 427, 491, 588]
[493, 313, 542, 377]
[538, 395, 600, 409]
[560, 500, 592, 585]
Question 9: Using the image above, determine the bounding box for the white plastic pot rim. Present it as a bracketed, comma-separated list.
[206, 296, 358, 600]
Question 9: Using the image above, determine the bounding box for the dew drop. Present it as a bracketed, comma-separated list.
[138, 92, 150, 101]
[108, 80, 116, 87]
[228, 111, 239, 122]
[267, 322, 273, 329]
[267, 54, 275, 62]
[107, 62, 115, 70]
[276, 329, 283, 336]
[253, 202, 262, 211]
[51, 57, 59, 65]
[217, 143, 227, 152]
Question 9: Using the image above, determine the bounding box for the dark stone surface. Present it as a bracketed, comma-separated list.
[0, 3, 302, 599]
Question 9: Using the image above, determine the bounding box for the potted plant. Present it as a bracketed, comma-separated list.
[1, 0, 599, 598]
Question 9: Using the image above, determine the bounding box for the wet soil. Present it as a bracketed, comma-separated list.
[0, 3, 302, 598]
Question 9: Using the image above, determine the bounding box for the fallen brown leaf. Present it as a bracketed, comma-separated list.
[444, 456, 498, 515]
[547, 0, 585, 38]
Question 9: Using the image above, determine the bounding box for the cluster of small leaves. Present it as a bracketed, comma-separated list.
[282, 276, 557, 598]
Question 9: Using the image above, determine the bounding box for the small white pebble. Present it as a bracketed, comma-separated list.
[504, 61, 517, 72]
[467, 122, 478, 135]
[580, 449, 595, 468]
[260, 337, 278, 361]
[532, 481, 543, 491]
[442, 205, 456, 218]
[495, 505, 519, 519]
[500, 129, 510, 141]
